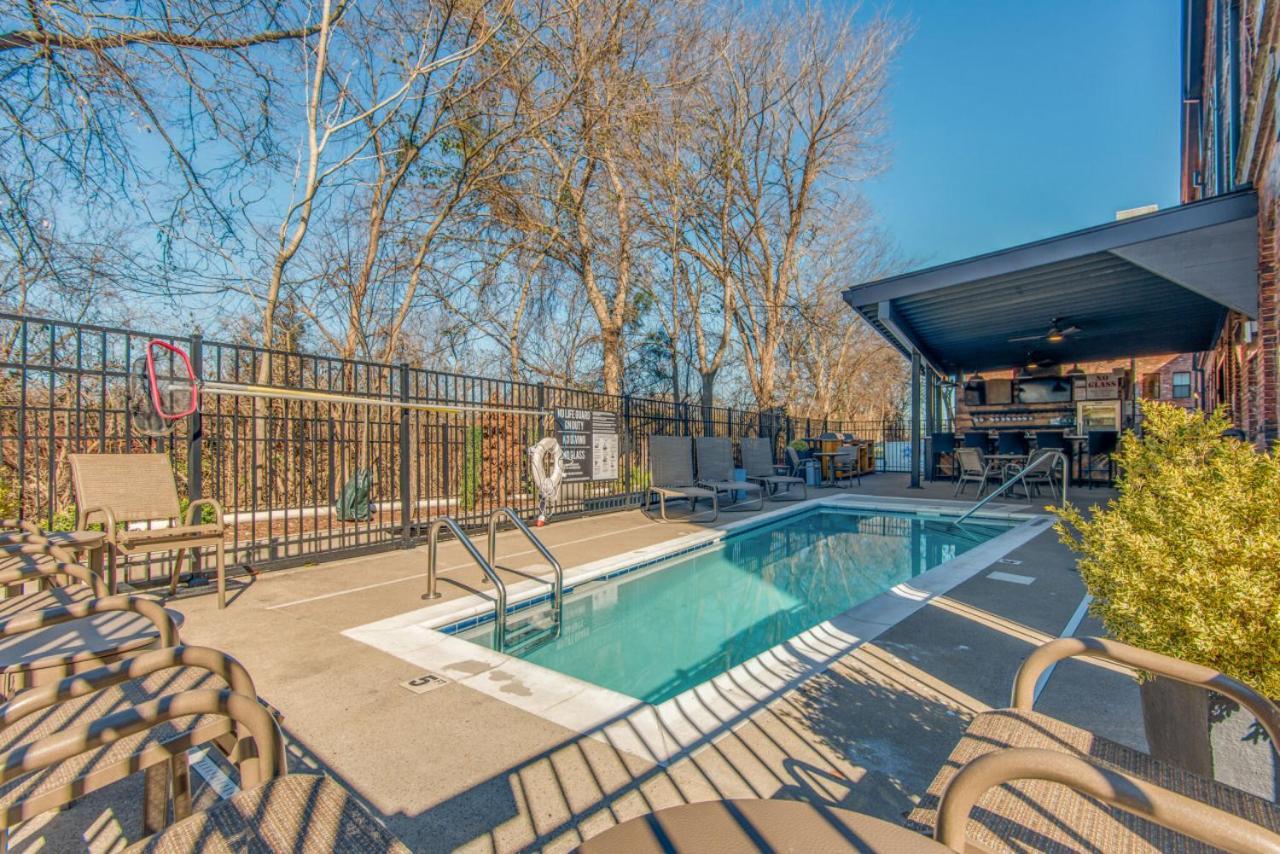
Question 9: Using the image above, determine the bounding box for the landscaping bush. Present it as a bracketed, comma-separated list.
[1054, 402, 1280, 697]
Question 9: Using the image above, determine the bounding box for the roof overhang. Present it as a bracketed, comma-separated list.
[843, 190, 1258, 374]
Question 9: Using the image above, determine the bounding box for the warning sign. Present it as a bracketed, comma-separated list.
[555, 408, 619, 483]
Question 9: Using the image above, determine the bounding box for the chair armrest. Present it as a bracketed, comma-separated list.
[0, 644, 257, 728]
[185, 498, 226, 528]
[934, 747, 1280, 853]
[1012, 636, 1280, 749]
[0, 594, 178, 648]
[78, 506, 118, 542]
[0, 688, 284, 790]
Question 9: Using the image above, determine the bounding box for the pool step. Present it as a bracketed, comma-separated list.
[503, 613, 559, 656]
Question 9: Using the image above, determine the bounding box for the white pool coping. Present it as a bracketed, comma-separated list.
[343, 494, 1052, 766]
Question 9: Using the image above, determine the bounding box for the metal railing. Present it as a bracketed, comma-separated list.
[956, 450, 1069, 524]
[486, 508, 562, 631]
[0, 310, 912, 585]
[423, 516, 508, 649]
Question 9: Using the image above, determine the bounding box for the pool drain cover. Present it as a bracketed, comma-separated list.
[400, 672, 449, 694]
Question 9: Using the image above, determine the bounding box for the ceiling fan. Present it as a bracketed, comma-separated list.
[1008, 317, 1082, 344]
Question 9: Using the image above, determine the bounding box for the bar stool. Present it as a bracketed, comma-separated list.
[962, 432, 990, 452]
[930, 432, 957, 480]
[996, 431, 1029, 456]
[1084, 430, 1119, 487]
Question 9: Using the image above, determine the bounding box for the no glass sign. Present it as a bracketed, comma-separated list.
[554, 408, 619, 483]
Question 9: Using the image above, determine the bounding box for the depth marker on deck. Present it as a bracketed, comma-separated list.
[987, 571, 1035, 585]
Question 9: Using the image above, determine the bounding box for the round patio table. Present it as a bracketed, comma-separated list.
[575, 799, 948, 853]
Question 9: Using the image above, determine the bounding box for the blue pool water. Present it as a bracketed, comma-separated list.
[458, 507, 1011, 704]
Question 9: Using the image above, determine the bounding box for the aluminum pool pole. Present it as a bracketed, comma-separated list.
[910, 350, 922, 488]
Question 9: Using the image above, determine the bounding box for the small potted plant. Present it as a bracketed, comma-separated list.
[1054, 402, 1279, 797]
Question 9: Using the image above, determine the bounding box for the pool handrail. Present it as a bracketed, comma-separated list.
[956, 449, 1068, 524]
[423, 516, 508, 650]
[486, 508, 562, 632]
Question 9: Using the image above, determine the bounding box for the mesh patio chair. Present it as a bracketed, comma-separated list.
[1002, 447, 1062, 501]
[0, 536, 107, 617]
[741, 437, 806, 501]
[0, 593, 180, 699]
[908, 636, 1280, 852]
[830, 445, 861, 487]
[646, 436, 718, 522]
[69, 453, 229, 608]
[129, 774, 412, 853]
[952, 447, 999, 498]
[0, 646, 270, 837]
[784, 447, 819, 485]
[0, 688, 284, 842]
[694, 438, 764, 511]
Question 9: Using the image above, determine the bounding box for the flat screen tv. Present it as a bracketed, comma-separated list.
[1016, 377, 1072, 404]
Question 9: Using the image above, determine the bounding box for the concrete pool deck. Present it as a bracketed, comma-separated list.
[20, 475, 1140, 852]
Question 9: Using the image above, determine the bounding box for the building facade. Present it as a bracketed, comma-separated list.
[1182, 0, 1279, 443]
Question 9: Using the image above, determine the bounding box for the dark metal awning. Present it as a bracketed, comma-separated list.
[843, 190, 1259, 374]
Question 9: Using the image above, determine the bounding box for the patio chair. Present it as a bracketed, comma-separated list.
[69, 453, 228, 608]
[829, 445, 861, 487]
[0, 646, 268, 836]
[907, 636, 1280, 852]
[784, 447, 820, 485]
[0, 537, 107, 616]
[0, 687, 284, 842]
[0, 593, 180, 698]
[694, 438, 764, 511]
[1001, 447, 1061, 501]
[952, 447, 999, 498]
[646, 436, 718, 522]
[130, 773, 412, 852]
[741, 437, 806, 501]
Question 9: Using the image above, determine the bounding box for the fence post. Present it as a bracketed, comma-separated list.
[399, 363, 411, 546]
[622, 393, 632, 499]
[187, 333, 204, 502]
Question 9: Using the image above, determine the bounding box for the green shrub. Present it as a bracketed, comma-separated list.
[788, 439, 809, 451]
[460, 425, 483, 511]
[1054, 402, 1280, 697]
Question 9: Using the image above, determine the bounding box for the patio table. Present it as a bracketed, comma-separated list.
[576, 799, 948, 853]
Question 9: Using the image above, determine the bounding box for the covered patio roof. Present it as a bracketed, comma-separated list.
[843, 190, 1259, 374]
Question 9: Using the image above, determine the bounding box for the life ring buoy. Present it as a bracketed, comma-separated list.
[528, 438, 565, 525]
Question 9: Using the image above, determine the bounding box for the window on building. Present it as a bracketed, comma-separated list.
[1172, 371, 1193, 399]
[1141, 374, 1160, 399]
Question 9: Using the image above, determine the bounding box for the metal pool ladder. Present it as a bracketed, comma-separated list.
[422, 511, 562, 655]
[486, 508, 563, 656]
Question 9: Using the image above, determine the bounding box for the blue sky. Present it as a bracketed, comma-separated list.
[864, 0, 1181, 270]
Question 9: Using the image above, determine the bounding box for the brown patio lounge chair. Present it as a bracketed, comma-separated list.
[907, 636, 1280, 852]
[0, 594, 180, 698]
[0, 688, 283, 843]
[0, 537, 108, 616]
[0, 646, 267, 836]
[646, 436, 718, 522]
[742, 437, 806, 501]
[69, 453, 228, 608]
[127, 774, 413, 852]
[695, 437, 764, 512]
[952, 447, 999, 498]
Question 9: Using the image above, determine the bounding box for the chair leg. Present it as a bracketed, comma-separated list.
[169, 547, 187, 596]
[216, 544, 226, 610]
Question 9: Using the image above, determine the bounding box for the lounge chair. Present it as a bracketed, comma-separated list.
[130, 774, 412, 852]
[907, 636, 1280, 851]
[0, 594, 180, 698]
[741, 437, 806, 501]
[0, 537, 108, 614]
[0, 687, 284, 843]
[0, 646, 267, 836]
[646, 436, 718, 522]
[695, 438, 764, 511]
[69, 453, 229, 608]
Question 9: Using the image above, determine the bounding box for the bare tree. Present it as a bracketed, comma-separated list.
[725, 6, 901, 409]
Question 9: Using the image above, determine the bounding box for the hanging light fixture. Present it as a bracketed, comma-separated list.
[1067, 363, 1085, 376]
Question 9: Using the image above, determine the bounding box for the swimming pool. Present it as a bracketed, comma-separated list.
[454, 507, 1011, 704]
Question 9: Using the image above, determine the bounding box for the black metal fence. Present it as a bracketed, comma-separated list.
[0, 312, 917, 584]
